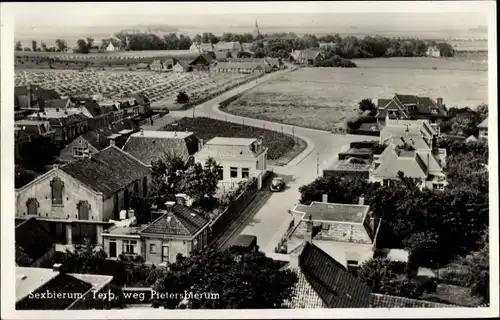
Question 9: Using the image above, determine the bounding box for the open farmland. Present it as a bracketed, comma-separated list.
[222, 57, 488, 131]
[14, 70, 261, 109]
[160, 117, 307, 166]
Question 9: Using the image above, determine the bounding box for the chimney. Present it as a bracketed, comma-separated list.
[322, 194, 328, 203]
[437, 97, 443, 108]
[175, 194, 186, 206]
[358, 196, 365, 205]
[53, 263, 62, 272]
[304, 215, 313, 243]
[27, 84, 32, 108]
[289, 249, 300, 269]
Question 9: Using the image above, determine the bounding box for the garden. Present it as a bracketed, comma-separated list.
[160, 117, 307, 165]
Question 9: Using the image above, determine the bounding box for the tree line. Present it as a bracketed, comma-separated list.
[16, 31, 455, 59]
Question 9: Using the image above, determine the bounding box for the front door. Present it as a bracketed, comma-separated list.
[109, 240, 117, 258]
[162, 245, 169, 263]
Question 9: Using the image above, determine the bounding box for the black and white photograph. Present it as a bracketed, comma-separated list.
[0, 1, 498, 319]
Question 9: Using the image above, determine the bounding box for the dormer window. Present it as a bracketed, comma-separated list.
[431, 109, 438, 115]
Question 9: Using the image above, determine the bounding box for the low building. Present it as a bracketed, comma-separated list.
[215, 41, 241, 52]
[477, 116, 488, 140]
[15, 146, 151, 246]
[58, 120, 137, 163]
[122, 130, 199, 166]
[189, 42, 215, 53]
[16, 266, 113, 310]
[376, 94, 448, 126]
[286, 197, 380, 268]
[150, 59, 164, 71]
[426, 46, 441, 58]
[69, 97, 115, 131]
[291, 49, 324, 65]
[15, 85, 67, 112]
[15, 119, 56, 141]
[172, 61, 192, 73]
[189, 53, 217, 71]
[323, 157, 372, 179]
[281, 242, 372, 308]
[102, 199, 210, 265]
[194, 137, 268, 191]
[106, 42, 116, 52]
[369, 143, 448, 190]
[26, 110, 90, 144]
[215, 62, 266, 74]
[15, 218, 56, 267]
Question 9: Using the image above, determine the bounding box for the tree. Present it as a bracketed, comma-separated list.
[76, 39, 89, 53]
[18, 136, 61, 174]
[225, 51, 233, 59]
[55, 39, 68, 52]
[86, 37, 95, 50]
[31, 40, 38, 52]
[177, 158, 219, 209]
[148, 156, 188, 208]
[176, 90, 189, 104]
[436, 42, 455, 57]
[15, 41, 23, 51]
[403, 232, 440, 268]
[152, 247, 298, 309]
[40, 42, 48, 52]
[370, 142, 387, 155]
[358, 98, 377, 115]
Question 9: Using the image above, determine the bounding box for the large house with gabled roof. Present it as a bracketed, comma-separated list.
[376, 94, 448, 127]
[15, 146, 151, 246]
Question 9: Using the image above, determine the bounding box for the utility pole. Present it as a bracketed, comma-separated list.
[192, 106, 195, 118]
[316, 152, 319, 177]
[292, 126, 295, 141]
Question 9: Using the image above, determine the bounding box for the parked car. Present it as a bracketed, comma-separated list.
[270, 176, 285, 192]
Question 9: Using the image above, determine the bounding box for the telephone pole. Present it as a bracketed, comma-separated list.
[316, 152, 319, 176]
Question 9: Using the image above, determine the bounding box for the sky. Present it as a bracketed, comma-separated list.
[11, 1, 489, 32]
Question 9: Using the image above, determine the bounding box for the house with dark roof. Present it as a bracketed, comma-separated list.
[15, 119, 56, 141]
[102, 198, 210, 265]
[15, 146, 151, 246]
[189, 53, 217, 70]
[69, 97, 115, 131]
[291, 49, 324, 65]
[16, 266, 113, 310]
[286, 197, 380, 268]
[14, 85, 67, 112]
[122, 130, 199, 166]
[281, 242, 372, 308]
[26, 110, 90, 144]
[58, 120, 138, 163]
[376, 94, 448, 126]
[15, 218, 56, 267]
[477, 116, 488, 140]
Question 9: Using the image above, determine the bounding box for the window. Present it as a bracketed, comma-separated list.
[109, 239, 117, 258]
[346, 260, 359, 266]
[123, 239, 138, 254]
[241, 168, 250, 179]
[77, 201, 90, 220]
[216, 166, 223, 180]
[433, 183, 444, 190]
[50, 177, 64, 205]
[230, 167, 238, 178]
[26, 198, 39, 216]
[73, 146, 87, 157]
[162, 245, 170, 262]
[150, 244, 157, 254]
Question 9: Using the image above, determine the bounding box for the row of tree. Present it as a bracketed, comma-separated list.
[16, 31, 454, 60]
[15, 39, 69, 53]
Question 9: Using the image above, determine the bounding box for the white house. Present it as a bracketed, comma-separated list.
[106, 42, 116, 52]
[426, 46, 441, 58]
[194, 137, 268, 192]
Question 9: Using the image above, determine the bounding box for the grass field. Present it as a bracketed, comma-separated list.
[223, 57, 488, 131]
[160, 117, 307, 166]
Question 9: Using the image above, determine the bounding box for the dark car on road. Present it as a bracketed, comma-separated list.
[270, 176, 285, 192]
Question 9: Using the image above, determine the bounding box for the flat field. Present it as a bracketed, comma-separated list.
[223, 57, 488, 131]
[160, 117, 307, 166]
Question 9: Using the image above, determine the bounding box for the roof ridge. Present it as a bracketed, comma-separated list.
[104, 145, 150, 168]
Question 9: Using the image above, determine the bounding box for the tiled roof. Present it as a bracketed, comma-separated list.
[141, 204, 209, 236]
[377, 94, 446, 119]
[372, 145, 428, 179]
[80, 120, 136, 150]
[16, 273, 92, 310]
[377, 99, 392, 110]
[40, 113, 89, 127]
[292, 202, 369, 223]
[123, 131, 198, 165]
[196, 137, 264, 159]
[286, 242, 372, 308]
[60, 146, 150, 196]
[477, 116, 488, 128]
[216, 62, 265, 71]
[370, 293, 455, 308]
[15, 218, 55, 266]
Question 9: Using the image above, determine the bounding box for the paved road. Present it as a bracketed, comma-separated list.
[148, 67, 378, 254]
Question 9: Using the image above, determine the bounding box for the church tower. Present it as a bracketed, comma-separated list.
[253, 19, 260, 39]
